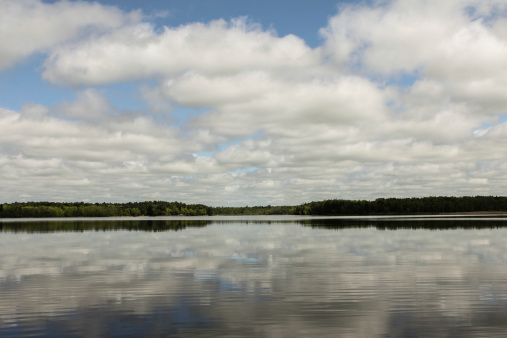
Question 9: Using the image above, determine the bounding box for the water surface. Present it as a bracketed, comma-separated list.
[1, 216, 507, 337]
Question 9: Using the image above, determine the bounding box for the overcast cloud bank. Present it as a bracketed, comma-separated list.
[1, 0, 507, 205]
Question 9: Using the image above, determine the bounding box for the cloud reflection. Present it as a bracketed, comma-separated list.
[1, 221, 507, 336]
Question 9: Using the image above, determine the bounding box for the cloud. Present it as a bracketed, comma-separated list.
[182, 74, 389, 139]
[42, 17, 319, 86]
[321, 0, 507, 112]
[2, 0, 507, 204]
[56, 89, 112, 121]
[0, 0, 140, 70]
[322, 0, 507, 75]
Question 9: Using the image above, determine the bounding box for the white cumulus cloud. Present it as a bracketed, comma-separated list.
[0, 0, 140, 70]
[1, 0, 507, 205]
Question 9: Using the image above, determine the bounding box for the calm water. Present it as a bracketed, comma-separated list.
[1, 216, 507, 337]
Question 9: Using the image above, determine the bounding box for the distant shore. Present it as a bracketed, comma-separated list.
[2, 196, 507, 218]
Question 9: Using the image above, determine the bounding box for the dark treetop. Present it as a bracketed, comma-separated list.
[1, 196, 507, 218]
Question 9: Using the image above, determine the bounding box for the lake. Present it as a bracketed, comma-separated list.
[1, 215, 507, 337]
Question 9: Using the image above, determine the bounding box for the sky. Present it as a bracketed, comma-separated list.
[1, 0, 507, 206]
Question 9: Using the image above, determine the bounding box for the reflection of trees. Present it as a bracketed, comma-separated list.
[3, 217, 507, 233]
[3, 220, 507, 336]
[297, 218, 507, 230]
[0, 220, 212, 233]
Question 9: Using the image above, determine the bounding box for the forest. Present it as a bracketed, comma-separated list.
[1, 196, 507, 218]
[0, 201, 212, 218]
[292, 196, 507, 215]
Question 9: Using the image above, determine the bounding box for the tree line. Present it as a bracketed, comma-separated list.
[212, 205, 294, 215]
[1, 196, 507, 218]
[292, 196, 507, 215]
[0, 201, 212, 218]
[0, 201, 295, 218]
